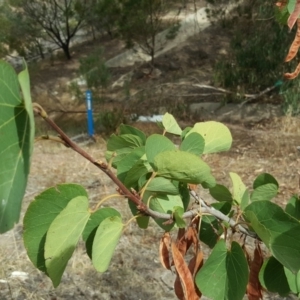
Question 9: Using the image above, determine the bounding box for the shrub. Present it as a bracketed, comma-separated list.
[211, 0, 295, 96]
[79, 48, 111, 90]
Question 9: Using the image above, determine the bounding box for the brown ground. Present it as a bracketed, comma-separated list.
[1, 9, 300, 300]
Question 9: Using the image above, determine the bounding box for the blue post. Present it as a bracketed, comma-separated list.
[85, 90, 94, 137]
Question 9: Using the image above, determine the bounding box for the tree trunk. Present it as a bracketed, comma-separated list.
[36, 42, 45, 59]
[150, 47, 155, 67]
[61, 43, 72, 60]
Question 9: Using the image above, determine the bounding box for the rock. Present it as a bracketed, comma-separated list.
[218, 48, 228, 55]
[10, 271, 29, 281]
[151, 68, 162, 78]
[190, 102, 221, 114]
[111, 71, 134, 88]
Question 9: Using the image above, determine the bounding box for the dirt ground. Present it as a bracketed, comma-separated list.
[1, 3, 300, 299]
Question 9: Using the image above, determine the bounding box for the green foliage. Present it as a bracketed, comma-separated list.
[259, 256, 291, 296]
[7, 0, 91, 59]
[117, 147, 145, 182]
[118, 0, 179, 64]
[85, 0, 121, 38]
[146, 192, 182, 230]
[173, 206, 186, 228]
[251, 172, 279, 202]
[187, 121, 232, 154]
[281, 78, 300, 115]
[96, 108, 125, 135]
[244, 201, 300, 272]
[259, 255, 300, 297]
[284, 267, 300, 296]
[79, 49, 111, 90]
[165, 22, 181, 40]
[145, 134, 175, 166]
[146, 177, 178, 194]
[83, 207, 121, 258]
[211, 201, 232, 215]
[253, 173, 279, 188]
[107, 133, 144, 152]
[128, 200, 150, 229]
[199, 215, 223, 248]
[179, 132, 205, 156]
[275, 5, 289, 25]
[162, 112, 182, 135]
[118, 0, 163, 48]
[154, 150, 215, 186]
[68, 81, 84, 102]
[285, 194, 300, 220]
[18, 61, 35, 139]
[0, 2, 43, 58]
[287, 0, 297, 13]
[0, 61, 34, 233]
[92, 216, 123, 272]
[119, 124, 146, 142]
[211, 0, 295, 97]
[45, 196, 90, 287]
[209, 184, 233, 202]
[23, 184, 88, 273]
[195, 240, 249, 300]
[251, 183, 278, 202]
[229, 172, 247, 205]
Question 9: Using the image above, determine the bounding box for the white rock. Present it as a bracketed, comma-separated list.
[138, 115, 163, 122]
[10, 271, 29, 281]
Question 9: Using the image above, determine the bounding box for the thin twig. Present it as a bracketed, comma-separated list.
[189, 190, 258, 238]
[146, 206, 257, 238]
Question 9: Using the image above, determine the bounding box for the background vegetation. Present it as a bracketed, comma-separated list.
[1, 0, 299, 121]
